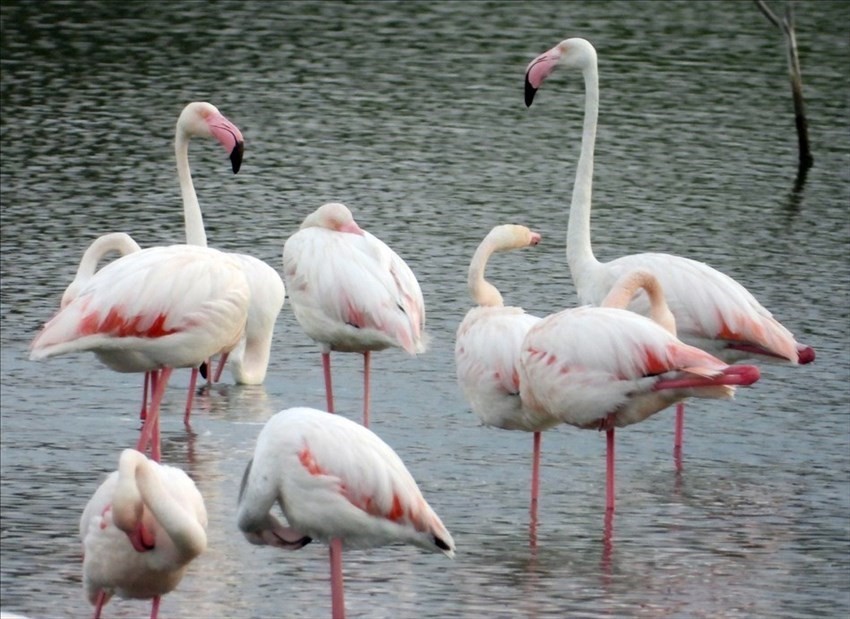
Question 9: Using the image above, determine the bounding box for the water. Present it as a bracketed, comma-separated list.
[2, 1, 848, 617]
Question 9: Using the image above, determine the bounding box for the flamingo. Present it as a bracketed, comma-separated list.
[454, 224, 549, 538]
[59, 232, 168, 421]
[80, 448, 207, 619]
[237, 406, 455, 619]
[282, 202, 426, 426]
[173, 101, 286, 391]
[524, 37, 815, 462]
[518, 268, 762, 516]
[30, 244, 250, 460]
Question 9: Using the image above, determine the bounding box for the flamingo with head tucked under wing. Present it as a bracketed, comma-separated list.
[80, 448, 207, 619]
[282, 202, 426, 427]
[523, 37, 814, 463]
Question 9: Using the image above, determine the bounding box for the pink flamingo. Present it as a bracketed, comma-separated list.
[237, 406, 455, 619]
[454, 224, 549, 539]
[80, 448, 207, 619]
[175, 102, 286, 389]
[30, 244, 250, 460]
[518, 268, 761, 516]
[524, 37, 814, 463]
[282, 202, 426, 426]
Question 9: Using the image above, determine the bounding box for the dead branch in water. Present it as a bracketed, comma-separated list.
[755, 0, 813, 173]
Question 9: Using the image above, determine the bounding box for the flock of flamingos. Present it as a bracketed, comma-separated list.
[21, 37, 815, 619]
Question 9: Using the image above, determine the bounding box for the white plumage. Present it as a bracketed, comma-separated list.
[237, 407, 454, 556]
[80, 449, 207, 618]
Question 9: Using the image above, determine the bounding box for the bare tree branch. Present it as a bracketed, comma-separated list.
[755, 0, 781, 28]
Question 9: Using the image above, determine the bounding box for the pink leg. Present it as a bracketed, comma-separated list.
[213, 352, 229, 383]
[322, 352, 334, 413]
[605, 424, 615, 514]
[362, 351, 371, 427]
[93, 590, 106, 619]
[150, 595, 161, 619]
[529, 431, 541, 545]
[184, 367, 199, 427]
[329, 538, 345, 619]
[674, 401, 685, 471]
[137, 367, 172, 463]
[139, 372, 150, 421]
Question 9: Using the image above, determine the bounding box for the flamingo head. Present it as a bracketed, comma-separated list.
[177, 101, 245, 173]
[525, 37, 597, 107]
[301, 202, 365, 236]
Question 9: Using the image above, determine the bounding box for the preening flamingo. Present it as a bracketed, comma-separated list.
[454, 224, 549, 537]
[524, 36, 814, 460]
[80, 448, 207, 619]
[518, 268, 762, 516]
[30, 245, 250, 460]
[237, 407, 454, 619]
[282, 202, 426, 426]
[175, 102, 286, 387]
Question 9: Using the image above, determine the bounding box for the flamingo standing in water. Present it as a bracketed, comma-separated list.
[30, 244, 250, 460]
[282, 202, 426, 426]
[80, 448, 207, 619]
[237, 407, 455, 619]
[524, 37, 814, 463]
[454, 224, 549, 538]
[518, 268, 762, 516]
[174, 102, 286, 389]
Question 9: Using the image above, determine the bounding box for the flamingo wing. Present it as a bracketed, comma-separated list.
[582, 253, 800, 362]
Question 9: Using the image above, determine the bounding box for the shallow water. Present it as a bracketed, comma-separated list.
[1, 1, 849, 618]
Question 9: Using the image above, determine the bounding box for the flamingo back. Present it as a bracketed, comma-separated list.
[581, 253, 800, 363]
[283, 229, 426, 354]
[31, 245, 250, 369]
[519, 306, 734, 428]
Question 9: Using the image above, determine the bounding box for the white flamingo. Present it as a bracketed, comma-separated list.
[282, 202, 426, 426]
[524, 37, 814, 460]
[454, 224, 548, 536]
[518, 268, 761, 516]
[80, 448, 207, 619]
[30, 244, 250, 460]
[175, 102, 286, 387]
[237, 407, 454, 619]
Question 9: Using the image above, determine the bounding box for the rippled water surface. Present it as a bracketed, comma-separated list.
[2, 1, 849, 618]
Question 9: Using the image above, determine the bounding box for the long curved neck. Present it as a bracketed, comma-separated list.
[468, 238, 504, 307]
[601, 271, 677, 334]
[567, 59, 602, 292]
[176, 132, 207, 247]
[75, 233, 141, 280]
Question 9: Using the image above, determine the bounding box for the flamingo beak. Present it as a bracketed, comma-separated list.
[230, 141, 244, 174]
[525, 75, 538, 107]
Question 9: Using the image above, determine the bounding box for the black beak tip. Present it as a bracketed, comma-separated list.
[230, 141, 245, 174]
[199, 361, 209, 380]
[524, 76, 537, 107]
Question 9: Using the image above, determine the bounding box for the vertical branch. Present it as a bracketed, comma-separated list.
[755, 0, 813, 172]
[782, 4, 813, 171]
